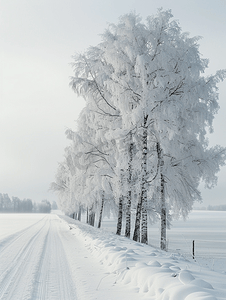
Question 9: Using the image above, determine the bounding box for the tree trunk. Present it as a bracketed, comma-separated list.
[92, 213, 96, 226]
[160, 173, 167, 250]
[125, 134, 133, 238]
[116, 196, 123, 235]
[86, 207, 89, 224]
[78, 205, 82, 221]
[125, 191, 131, 238]
[141, 189, 148, 244]
[157, 142, 167, 250]
[92, 213, 95, 226]
[72, 212, 78, 220]
[141, 115, 148, 244]
[89, 212, 95, 226]
[133, 198, 142, 242]
[98, 192, 104, 228]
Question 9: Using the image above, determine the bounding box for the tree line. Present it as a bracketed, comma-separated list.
[0, 193, 52, 213]
[51, 9, 226, 250]
[207, 205, 226, 211]
[195, 205, 226, 211]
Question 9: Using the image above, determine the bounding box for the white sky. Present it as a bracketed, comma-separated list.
[1, 0, 226, 206]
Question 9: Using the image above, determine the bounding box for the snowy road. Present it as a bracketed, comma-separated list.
[0, 214, 143, 300]
[0, 214, 77, 300]
[1, 213, 225, 300]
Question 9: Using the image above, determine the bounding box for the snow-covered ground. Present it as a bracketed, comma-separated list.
[0, 212, 225, 300]
[100, 210, 226, 273]
[0, 214, 76, 299]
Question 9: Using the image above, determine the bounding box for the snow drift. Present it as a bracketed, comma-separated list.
[61, 215, 226, 300]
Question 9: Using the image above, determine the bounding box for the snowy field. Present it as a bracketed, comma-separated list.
[0, 212, 225, 300]
[101, 210, 226, 272]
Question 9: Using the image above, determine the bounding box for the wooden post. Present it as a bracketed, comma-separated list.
[192, 240, 195, 259]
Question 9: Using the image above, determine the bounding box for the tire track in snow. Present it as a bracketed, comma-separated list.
[0, 215, 47, 254]
[0, 216, 50, 299]
[0, 215, 77, 300]
[31, 227, 51, 300]
[31, 216, 77, 300]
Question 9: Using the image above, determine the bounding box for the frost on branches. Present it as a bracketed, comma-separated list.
[51, 9, 226, 249]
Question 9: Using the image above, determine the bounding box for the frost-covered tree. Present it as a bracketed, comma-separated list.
[70, 53, 131, 230]
[75, 108, 117, 224]
[53, 9, 225, 249]
[50, 160, 72, 214]
[92, 9, 226, 247]
[0, 194, 36, 213]
[51, 103, 118, 224]
[0, 194, 12, 212]
[38, 200, 51, 213]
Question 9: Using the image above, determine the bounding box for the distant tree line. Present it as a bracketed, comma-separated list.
[194, 205, 226, 211]
[0, 193, 54, 213]
[207, 205, 226, 211]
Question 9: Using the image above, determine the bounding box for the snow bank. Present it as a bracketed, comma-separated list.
[60, 215, 226, 300]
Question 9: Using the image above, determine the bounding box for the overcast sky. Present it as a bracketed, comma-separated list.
[1, 0, 226, 207]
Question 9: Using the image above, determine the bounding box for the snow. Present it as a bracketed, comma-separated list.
[0, 214, 76, 299]
[100, 210, 226, 272]
[0, 213, 46, 240]
[0, 212, 225, 300]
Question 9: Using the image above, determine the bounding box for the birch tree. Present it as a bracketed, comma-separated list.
[53, 9, 225, 249]
[70, 45, 136, 235]
[99, 10, 226, 247]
